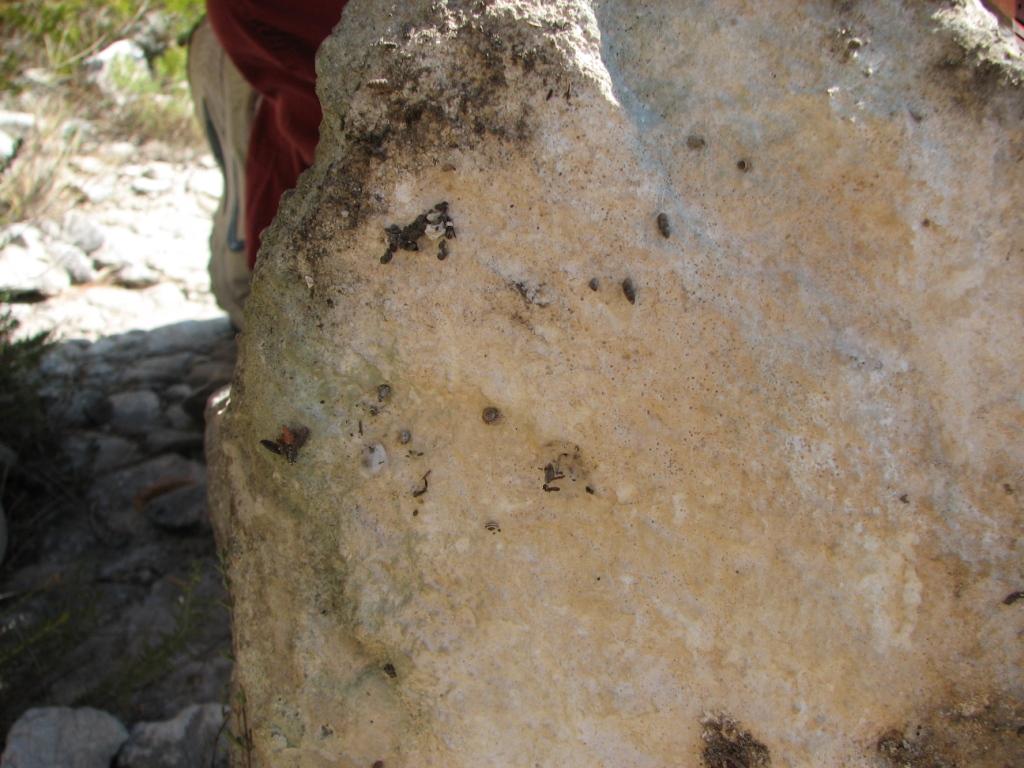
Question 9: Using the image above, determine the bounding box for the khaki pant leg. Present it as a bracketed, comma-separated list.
[187, 18, 256, 329]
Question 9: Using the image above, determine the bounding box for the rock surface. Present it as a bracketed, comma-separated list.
[0, 225, 71, 297]
[0, 110, 37, 137]
[0, 707, 128, 768]
[84, 41, 152, 104]
[45, 241, 97, 284]
[207, 1, 1023, 766]
[115, 703, 227, 768]
[61, 211, 105, 255]
[0, 130, 19, 172]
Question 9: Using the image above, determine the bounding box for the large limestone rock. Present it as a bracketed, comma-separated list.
[207, 1, 1024, 765]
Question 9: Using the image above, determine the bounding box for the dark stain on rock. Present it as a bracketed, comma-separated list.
[875, 728, 954, 768]
[701, 715, 770, 768]
[402, 102, 425, 126]
[874, 697, 1024, 767]
[339, 11, 553, 164]
[412, 470, 431, 498]
[542, 460, 565, 492]
[928, 33, 1024, 124]
[539, 443, 591, 495]
[622, 277, 637, 304]
[285, 7, 568, 270]
[383, 202, 453, 258]
[510, 279, 551, 307]
[382, 663, 397, 678]
[385, 219, 419, 252]
[656, 212, 671, 238]
[686, 134, 706, 150]
[1002, 590, 1024, 605]
[828, 24, 868, 63]
[377, 383, 392, 402]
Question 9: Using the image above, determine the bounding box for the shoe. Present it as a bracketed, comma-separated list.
[187, 17, 256, 330]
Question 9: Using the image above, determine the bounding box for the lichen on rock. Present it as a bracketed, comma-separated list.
[207, 1, 1024, 766]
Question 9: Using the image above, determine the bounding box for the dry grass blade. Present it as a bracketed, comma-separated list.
[0, 94, 83, 227]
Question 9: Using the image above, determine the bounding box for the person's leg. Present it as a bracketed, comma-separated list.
[205, 0, 347, 271]
[187, 18, 255, 329]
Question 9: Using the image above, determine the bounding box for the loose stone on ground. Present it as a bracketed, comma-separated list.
[0, 707, 128, 768]
[0, 71, 234, 759]
[115, 703, 228, 768]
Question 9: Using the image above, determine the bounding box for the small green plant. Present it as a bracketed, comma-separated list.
[0, 300, 53, 453]
[0, 299, 81, 571]
[101, 48, 202, 145]
[154, 42, 188, 83]
[0, 573, 101, 743]
[226, 687, 255, 768]
[0, 0, 206, 147]
[82, 559, 220, 712]
[0, 1, 207, 226]
[0, 0, 205, 89]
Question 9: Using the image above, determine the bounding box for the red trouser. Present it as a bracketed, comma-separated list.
[206, 1, 348, 268]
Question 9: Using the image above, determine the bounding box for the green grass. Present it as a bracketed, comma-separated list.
[0, 559, 226, 746]
[0, 300, 79, 572]
[0, 572, 101, 743]
[81, 559, 214, 713]
[0, 0, 205, 90]
[0, 0, 206, 147]
[0, 1, 208, 225]
[102, 46, 200, 145]
[0, 302, 53, 454]
[0, 107, 81, 226]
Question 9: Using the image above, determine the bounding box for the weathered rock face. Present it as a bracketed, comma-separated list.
[207, 1, 1024, 765]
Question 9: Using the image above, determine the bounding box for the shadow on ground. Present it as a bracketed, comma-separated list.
[0, 316, 236, 745]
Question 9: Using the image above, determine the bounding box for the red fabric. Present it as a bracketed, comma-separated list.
[207, 1, 347, 268]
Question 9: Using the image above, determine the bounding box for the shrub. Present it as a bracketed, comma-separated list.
[0, 302, 52, 454]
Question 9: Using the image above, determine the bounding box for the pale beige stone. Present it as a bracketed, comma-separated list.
[207, 1, 1024, 766]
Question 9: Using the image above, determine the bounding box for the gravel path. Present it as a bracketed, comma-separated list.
[1, 126, 236, 766]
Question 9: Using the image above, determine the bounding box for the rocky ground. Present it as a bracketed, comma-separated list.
[0, 86, 234, 765]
